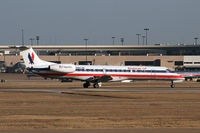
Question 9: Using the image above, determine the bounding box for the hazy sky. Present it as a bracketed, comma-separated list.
[0, 0, 200, 45]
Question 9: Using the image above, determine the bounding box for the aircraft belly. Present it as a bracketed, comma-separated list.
[111, 77, 127, 82]
[70, 76, 90, 80]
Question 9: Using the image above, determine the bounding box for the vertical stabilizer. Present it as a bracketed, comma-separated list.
[21, 47, 54, 68]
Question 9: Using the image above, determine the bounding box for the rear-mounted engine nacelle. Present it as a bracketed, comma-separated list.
[49, 64, 75, 73]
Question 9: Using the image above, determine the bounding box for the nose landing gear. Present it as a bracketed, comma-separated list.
[171, 81, 175, 88]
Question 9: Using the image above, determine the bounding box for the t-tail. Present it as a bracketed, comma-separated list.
[21, 47, 55, 68]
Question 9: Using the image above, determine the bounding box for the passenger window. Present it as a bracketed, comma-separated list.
[145, 70, 151, 73]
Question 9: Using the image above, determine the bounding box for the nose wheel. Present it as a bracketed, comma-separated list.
[171, 81, 175, 88]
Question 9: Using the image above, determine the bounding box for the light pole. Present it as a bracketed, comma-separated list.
[36, 36, 40, 46]
[136, 34, 141, 45]
[84, 38, 88, 63]
[194, 37, 198, 45]
[144, 28, 149, 45]
[112, 37, 116, 45]
[120, 38, 124, 46]
[57, 50, 61, 63]
[142, 36, 145, 45]
[22, 29, 24, 46]
[29, 38, 35, 46]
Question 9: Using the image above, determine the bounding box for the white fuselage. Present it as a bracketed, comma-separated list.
[33, 65, 184, 82]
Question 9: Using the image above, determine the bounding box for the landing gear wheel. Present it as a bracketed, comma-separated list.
[83, 83, 88, 88]
[171, 84, 175, 88]
[93, 83, 100, 88]
[171, 81, 175, 88]
[83, 82, 90, 88]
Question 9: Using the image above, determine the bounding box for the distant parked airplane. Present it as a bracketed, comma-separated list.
[21, 48, 184, 88]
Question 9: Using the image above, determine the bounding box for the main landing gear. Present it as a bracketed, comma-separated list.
[83, 81, 90, 88]
[93, 82, 102, 88]
[83, 82, 102, 88]
[171, 81, 175, 88]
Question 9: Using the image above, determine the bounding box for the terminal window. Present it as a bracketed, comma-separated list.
[175, 61, 183, 66]
[79, 61, 92, 65]
[184, 62, 193, 64]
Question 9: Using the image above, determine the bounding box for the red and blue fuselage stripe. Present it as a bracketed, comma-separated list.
[37, 73, 183, 80]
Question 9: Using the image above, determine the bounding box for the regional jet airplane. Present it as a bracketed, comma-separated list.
[21, 48, 184, 88]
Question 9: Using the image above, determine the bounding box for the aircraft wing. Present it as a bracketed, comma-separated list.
[87, 75, 113, 83]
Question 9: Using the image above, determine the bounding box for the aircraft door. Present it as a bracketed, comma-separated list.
[103, 68, 106, 74]
[151, 68, 157, 79]
[151, 68, 155, 80]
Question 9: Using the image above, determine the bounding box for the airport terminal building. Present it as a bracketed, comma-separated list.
[0, 44, 200, 72]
